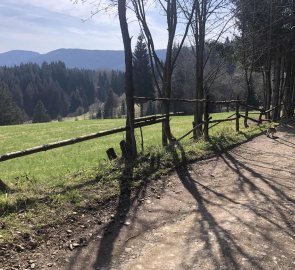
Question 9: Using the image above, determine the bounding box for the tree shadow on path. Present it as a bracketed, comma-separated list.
[168, 142, 263, 270]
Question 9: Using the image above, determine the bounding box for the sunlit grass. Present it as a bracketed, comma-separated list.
[0, 113, 262, 187]
[0, 112, 266, 242]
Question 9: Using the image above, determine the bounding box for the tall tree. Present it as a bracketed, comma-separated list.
[131, 0, 195, 145]
[133, 33, 154, 117]
[0, 86, 23, 125]
[32, 100, 51, 123]
[104, 89, 119, 118]
[118, 0, 137, 158]
[184, 0, 232, 138]
[233, 0, 295, 120]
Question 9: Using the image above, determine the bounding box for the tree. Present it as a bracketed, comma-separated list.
[133, 33, 154, 117]
[131, 0, 196, 145]
[104, 89, 119, 118]
[32, 100, 51, 123]
[232, 0, 295, 120]
[183, 0, 232, 138]
[0, 86, 23, 125]
[118, 0, 137, 158]
[75, 0, 138, 158]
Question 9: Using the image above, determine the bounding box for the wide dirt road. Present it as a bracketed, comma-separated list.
[65, 120, 295, 270]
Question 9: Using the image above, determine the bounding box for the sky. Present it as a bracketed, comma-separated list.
[0, 0, 167, 53]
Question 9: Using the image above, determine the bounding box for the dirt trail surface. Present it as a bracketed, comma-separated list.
[1, 120, 294, 270]
[62, 120, 295, 270]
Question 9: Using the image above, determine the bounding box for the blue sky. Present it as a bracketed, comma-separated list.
[0, 0, 167, 53]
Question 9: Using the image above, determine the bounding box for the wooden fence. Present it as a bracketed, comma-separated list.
[133, 96, 283, 143]
[0, 96, 282, 163]
[0, 113, 183, 163]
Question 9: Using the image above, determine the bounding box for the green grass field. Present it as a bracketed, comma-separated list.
[0, 113, 266, 240]
[0, 113, 263, 187]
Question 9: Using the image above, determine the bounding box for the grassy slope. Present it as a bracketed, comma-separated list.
[0, 113, 236, 184]
[0, 113, 266, 241]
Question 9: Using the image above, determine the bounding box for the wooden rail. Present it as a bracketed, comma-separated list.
[208, 113, 236, 130]
[0, 117, 166, 163]
[134, 112, 184, 123]
[0, 98, 284, 163]
[133, 96, 243, 104]
[239, 114, 261, 124]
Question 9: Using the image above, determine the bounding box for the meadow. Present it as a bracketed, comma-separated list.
[0, 112, 266, 241]
[0, 113, 263, 189]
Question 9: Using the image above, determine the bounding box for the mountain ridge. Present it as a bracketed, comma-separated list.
[0, 48, 166, 71]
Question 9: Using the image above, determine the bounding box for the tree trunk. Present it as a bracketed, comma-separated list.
[140, 103, 144, 117]
[160, 0, 177, 146]
[118, 0, 137, 159]
[283, 54, 293, 117]
[243, 68, 252, 128]
[290, 55, 295, 115]
[265, 1, 273, 120]
[193, 5, 205, 140]
[272, 48, 282, 121]
[264, 63, 272, 119]
[161, 75, 174, 145]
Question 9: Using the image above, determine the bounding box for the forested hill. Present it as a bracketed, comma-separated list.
[0, 62, 125, 124]
[0, 49, 166, 71]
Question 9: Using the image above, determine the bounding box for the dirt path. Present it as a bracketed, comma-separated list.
[2, 121, 294, 270]
[56, 120, 294, 270]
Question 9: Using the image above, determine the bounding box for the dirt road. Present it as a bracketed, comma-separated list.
[4, 121, 292, 270]
[59, 120, 295, 270]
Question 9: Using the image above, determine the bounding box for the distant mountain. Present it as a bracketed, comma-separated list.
[0, 48, 166, 71]
[0, 50, 40, 66]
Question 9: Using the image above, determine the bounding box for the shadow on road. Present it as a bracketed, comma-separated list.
[66, 153, 164, 269]
[167, 130, 294, 270]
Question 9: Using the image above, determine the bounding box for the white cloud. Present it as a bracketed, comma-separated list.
[0, 0, 169, 53]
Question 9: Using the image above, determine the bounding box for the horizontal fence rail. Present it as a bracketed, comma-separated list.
[0, 115, 182, 163]
[0, 98, 284, 163]
[133, 96, 243, 104]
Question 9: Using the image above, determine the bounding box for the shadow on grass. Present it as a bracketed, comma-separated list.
[0, 153, 162, 218]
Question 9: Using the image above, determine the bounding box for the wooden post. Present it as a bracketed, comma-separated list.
[204, 96, 209, 141]
[278, 103, 282, 120]
[139, 126, 144, 152]
[120, 140, 127, 159]
[236, 97, 240, 132]
[106, 148, 117, 161]
[162, 121, 168, 146]
[258, 110, 264, 124]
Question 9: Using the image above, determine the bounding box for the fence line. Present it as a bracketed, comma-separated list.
[0, 99, 283, 163]
[133, 96, 243, 104]
[0, 116, 169, 163]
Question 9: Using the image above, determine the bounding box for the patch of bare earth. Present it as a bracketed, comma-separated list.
[1, 119, 295, 270]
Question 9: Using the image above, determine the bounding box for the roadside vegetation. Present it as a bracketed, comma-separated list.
[0, 113, 265, 242]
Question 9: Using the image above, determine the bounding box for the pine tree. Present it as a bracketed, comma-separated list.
[0, 86, 23, 125]
[103, 89, 119, 118]
[32, 100, 51, 123]
[133, 34, 154, 116]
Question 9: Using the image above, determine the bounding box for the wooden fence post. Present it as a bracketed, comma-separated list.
[106, 148, 117, 161]
[204, 96, 209, 141]
[236, 97, 240, 132]
[120, 140, 127, 159]
[258, 109, 264, 124]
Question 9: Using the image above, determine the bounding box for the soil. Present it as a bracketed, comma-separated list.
[1, 119, 294, 270]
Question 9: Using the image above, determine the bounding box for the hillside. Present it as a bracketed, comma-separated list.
[0, 49, 166, 71]
[0, 50, 40, 66]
